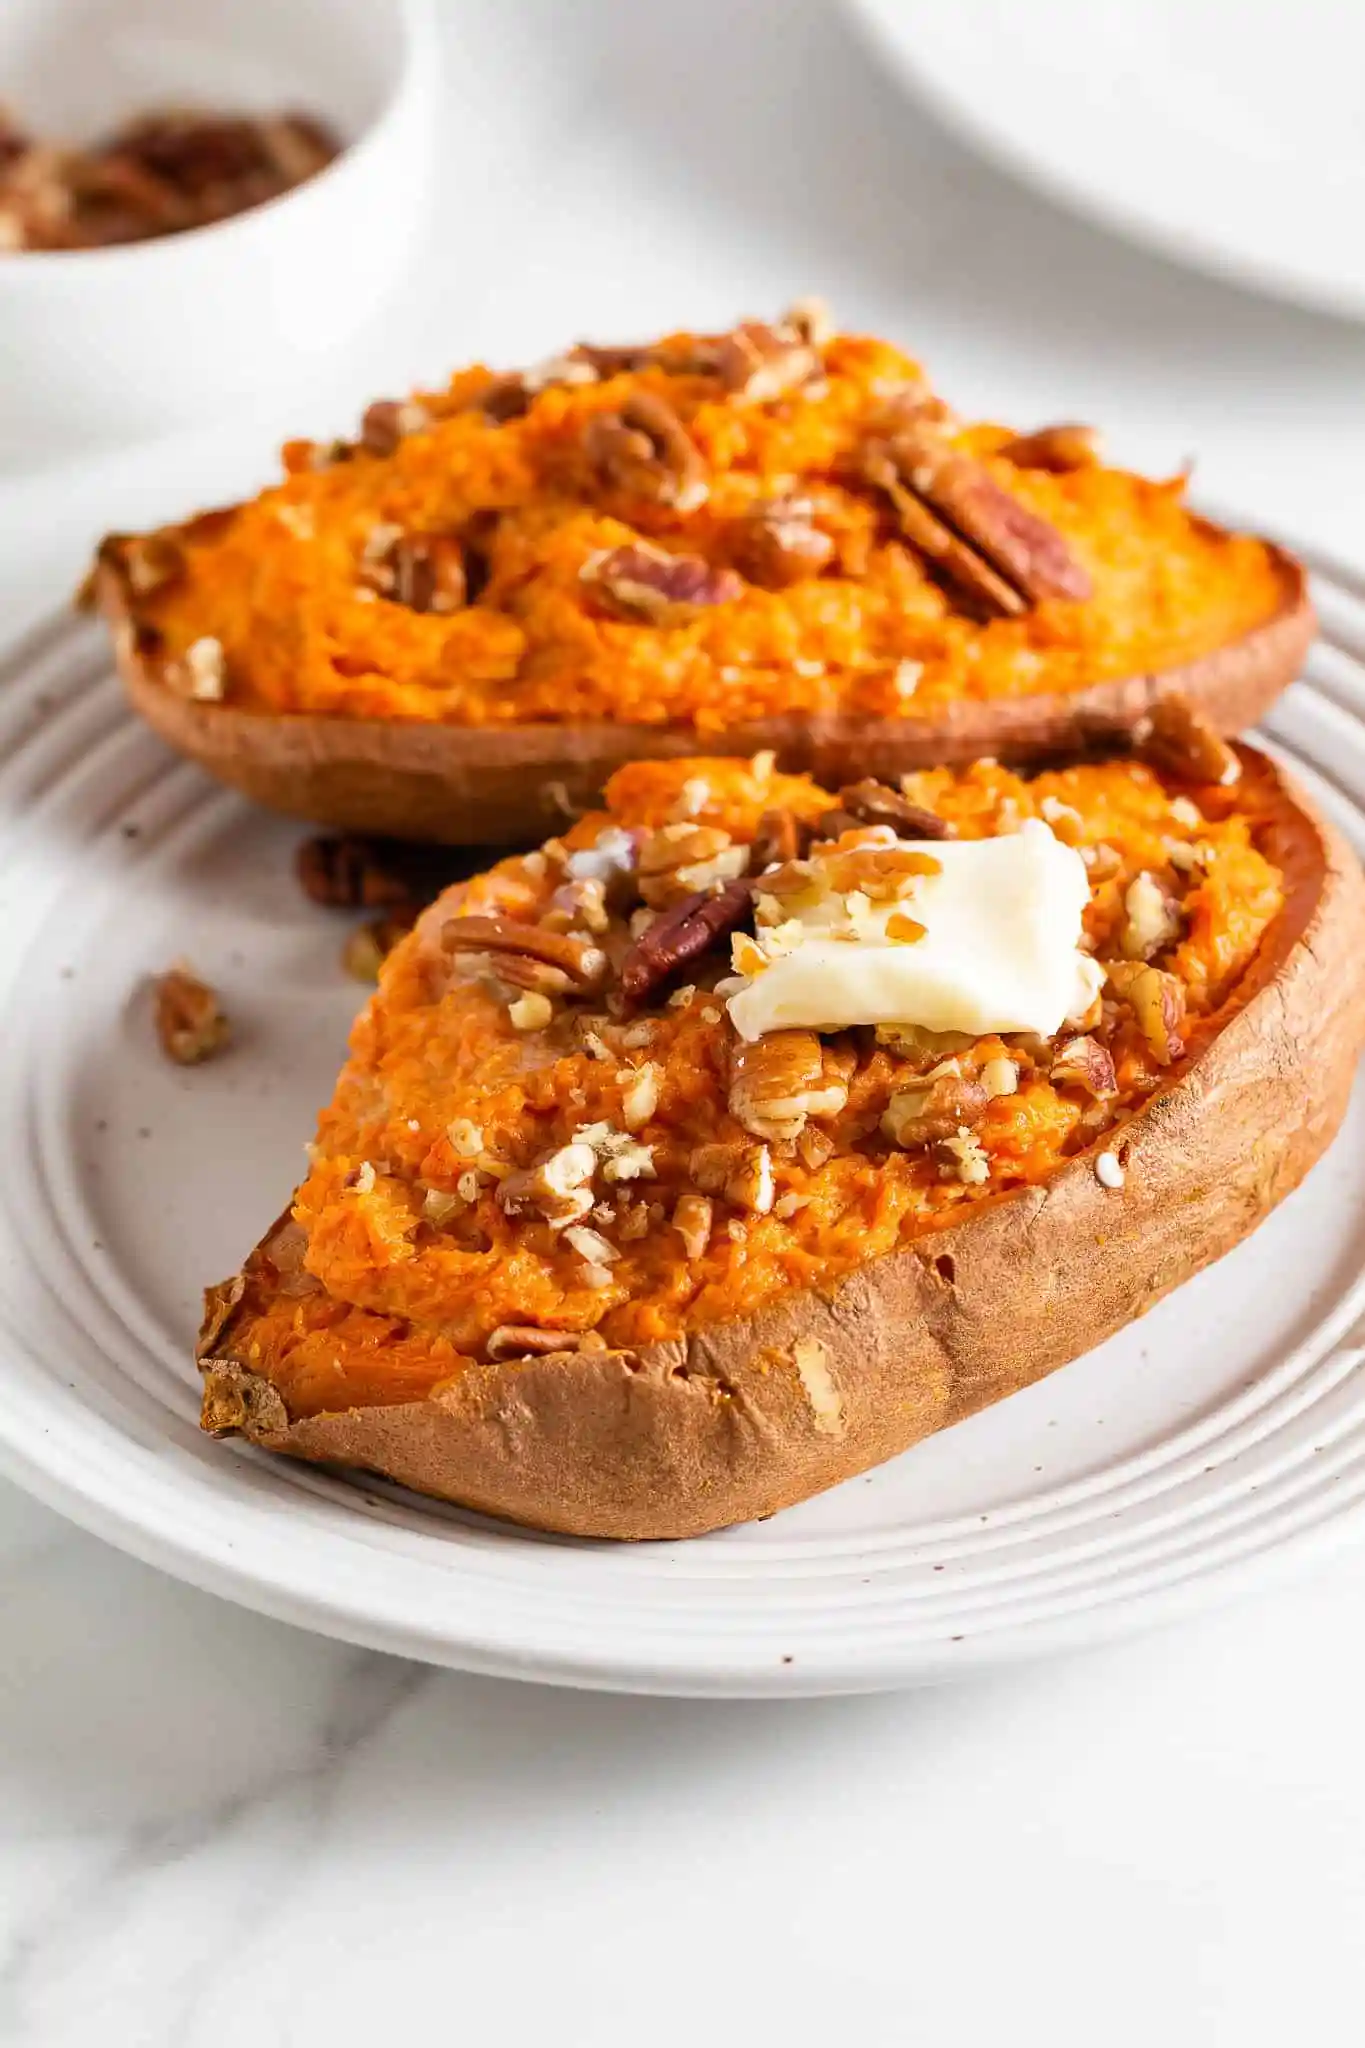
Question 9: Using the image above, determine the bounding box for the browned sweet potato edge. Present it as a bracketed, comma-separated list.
[94, 537, 1313, 846]
[198, 747, 1365, 1540]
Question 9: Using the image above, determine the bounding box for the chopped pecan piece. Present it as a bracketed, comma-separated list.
[296, 835, 482, 913]
[620, 877, 755, 1003]
[729, 1031, 852, 1142]
[359, 397, 431, 456]
[581, 541, 741, 625]
[730, 495, 836, 588]
[688, 1141, 775, 1215]
[881, 1063, 990, 1148]
[872, 423, 1092, 609]
[638, 822, 750, 908]
[935, 1129, 991, 1184]
[485, 1325, 584, 1361]
[583, 390, 709, 511]
[781, 296, 834, 347]
[153, 964, 229, 1066]
[997, 423, 1102, 473]
[672, 1191, 715, 1260]
[1049, 1035, 1118, 1097]
[443, 915, 609, 994]
[361, 530, 468, 614]
[750, 807, 811, 873]
[1120, 871, 1183, 960]
[817, 779, 952, 842]
[1105, 961, 1186, 1065]
[1136, 695, 1241, 788]
[712, 322, 821, 401]
[497, 1142, 598, 1228]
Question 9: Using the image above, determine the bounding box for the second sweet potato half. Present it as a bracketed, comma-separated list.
[89, 305, 1310, 844]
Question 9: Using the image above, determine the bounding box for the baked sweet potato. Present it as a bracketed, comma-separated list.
[199, 740, 1365, 1538]
[89, 308, 1311, 845]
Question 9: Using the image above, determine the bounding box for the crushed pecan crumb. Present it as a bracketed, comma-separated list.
[584, 390, 709, 511]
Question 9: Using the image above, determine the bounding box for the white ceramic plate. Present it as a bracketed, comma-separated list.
[845, 0, 1365, 323]
[1, 559, 1364, 1697]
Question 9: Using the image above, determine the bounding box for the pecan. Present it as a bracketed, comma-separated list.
[485, 1325, 583, 1361]
[583, 390, 708, 511]
[781, 296, 834, 347]
[796, 1125, 835, 1171]
[341, 915, 413, 984]
[997, 423, 1102, 473]
[672, 1192, 715, 1260]
[887, 424, 1090, 603]
[296, 834, 480, 913]
[581, 541, 740, 624]
[881, 1063, 990, 1148]
[935, 1129, 991, 1185]
[359, 397, 431, 456]
[620, 877, 754, 1003]
[362, 530, 468, 614]
[689, 1140, 775, 1214]
[542, 875, 610, 934]
[1135, 695, 1241, 788]
[730, 495, 836, 588]
[750, 807, 811, 873]
[638, 823, 750, 908]
[1105, 962, 1186, 1065]
[442, 915, 609, 994]
[864, 440, 1025, 619]
[476, 374, 534, 424]
[729, 1031, 852, 1142]
[1049, 1035, 1118, 1097]
[497, 1141, 598, 1227]
[1120, 871, 1183, 961]
[153, 964, 229, 1065]
[817, 779, 952, 842]
[712, 322, 821, 401]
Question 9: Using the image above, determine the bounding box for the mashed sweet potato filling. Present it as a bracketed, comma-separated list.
[238, 753, 1286, 1420]
[118, 320, 1287, 733]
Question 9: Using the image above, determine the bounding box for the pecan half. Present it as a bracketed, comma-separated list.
[712, 321, 821, 401]
[730, 495, 835, 588]
[1105, 961, 1186, 1065]
[881, 1063, 990, 1148]
[816, 779, 952, 842]
[153, 964, 229, 1066]
[1049, 1035, 1118, 1097]
[581, 541, 741, 624]
[864, 440, 1025, 619]
[443, 915, 609, 994]
[1135, 695, 1241, 788]
[583, 390, 708, 511]
[729, 1031, 852, 1142]
[620, 877, 754, 1003]
[638, 823, 750, 908]
[297, 835, 430, 912]
[673, 1191, 715, 1259]
[485, 1325, 584, 1361]
[361, 530, 468, 614]
[497, 1142, 598, 1228]
[997, 423, 1102, 473]
[881, 423, 1090, 606]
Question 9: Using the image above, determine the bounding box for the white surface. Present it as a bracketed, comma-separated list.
[848, 0, 1365, 323]
[0, 0, 435, 456]
[5, 0, 1365, 2036]
[4, 610, 1365, 1696]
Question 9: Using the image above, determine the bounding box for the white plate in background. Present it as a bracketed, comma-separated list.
[0, 564, 1364, 1695]
[846, 0, 1365, 323]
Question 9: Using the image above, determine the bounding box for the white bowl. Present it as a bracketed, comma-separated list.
[0, 0, 436, 458]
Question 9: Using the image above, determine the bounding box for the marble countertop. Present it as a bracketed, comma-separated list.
[4, 3, 1365, 2040]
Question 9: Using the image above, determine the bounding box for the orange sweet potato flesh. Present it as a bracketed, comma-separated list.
[91, 320, 1311, 844]
[198, 748, 1365, 1539]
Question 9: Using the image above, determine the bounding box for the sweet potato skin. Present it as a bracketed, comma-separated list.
[99, 543, 1312, 846]
[199, 750, 1365, 1539]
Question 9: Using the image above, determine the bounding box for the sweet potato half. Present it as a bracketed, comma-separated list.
[198, 744, 1365, 1540]
[89, 310, 1312, 846]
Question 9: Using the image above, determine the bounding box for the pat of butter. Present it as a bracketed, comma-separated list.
[727, 819, 1102, 1042]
